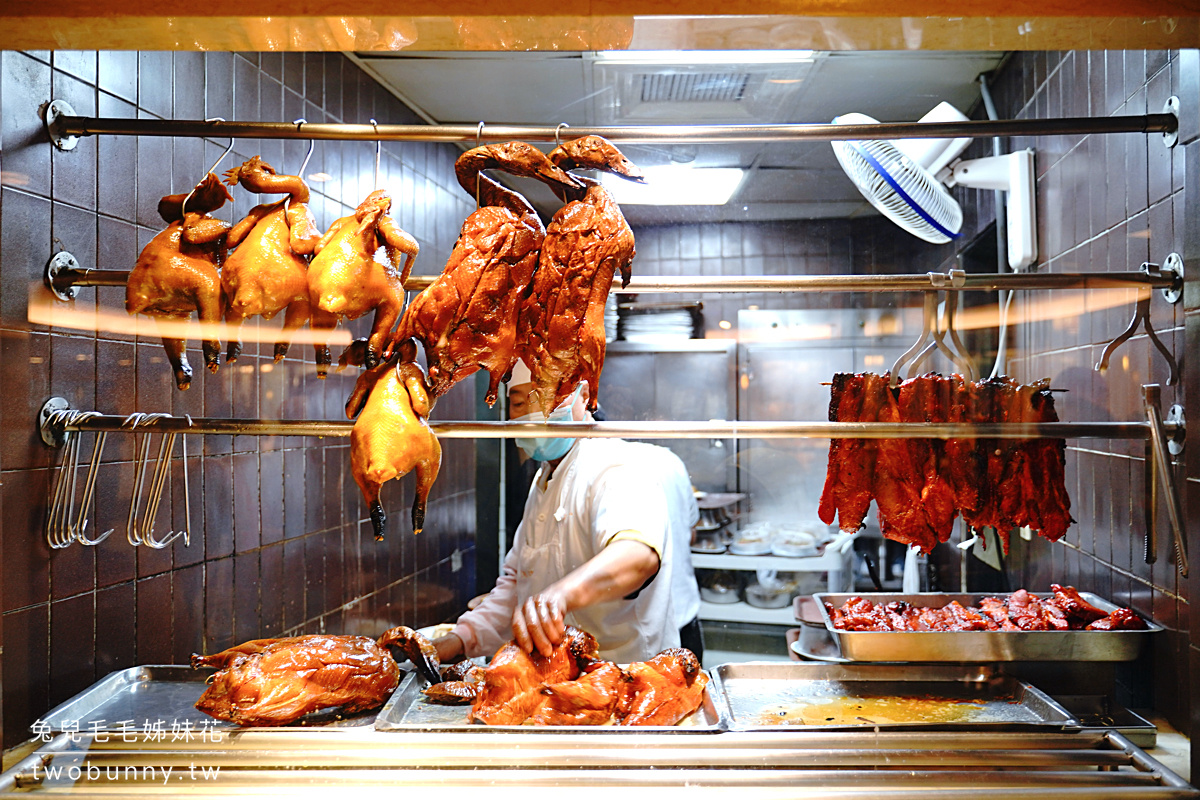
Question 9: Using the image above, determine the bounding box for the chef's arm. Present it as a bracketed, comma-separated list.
[435, 547, 523, 662]
[513, 538, 660, 657]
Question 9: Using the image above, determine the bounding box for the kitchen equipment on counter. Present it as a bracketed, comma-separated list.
[376, 670, 724, 731]
[698, 568, 743, 603]
[815, 592, 1164, 662]
[710, 662, 1077, 732]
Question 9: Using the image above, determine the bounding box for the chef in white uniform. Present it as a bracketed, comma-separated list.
[433, 362, 701, 665]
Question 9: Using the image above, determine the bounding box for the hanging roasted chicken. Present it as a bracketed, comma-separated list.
[192, 626, 441, 726]
[392, 142, 581, 404]
[517, 135, 644, 414]
[347, 340, 441, 540]
[219, 156, 321, 364]
[308, 189, 419, 376]
[126, 174, 231, 390]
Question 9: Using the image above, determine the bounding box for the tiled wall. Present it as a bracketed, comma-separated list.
[0, 51, 481, 749]
[631, 215, 946, 336]
[967, 51, 1196, 736]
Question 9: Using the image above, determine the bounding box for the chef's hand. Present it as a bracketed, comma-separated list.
[512, 588, 569, 658]
[433, 633, 464, 663]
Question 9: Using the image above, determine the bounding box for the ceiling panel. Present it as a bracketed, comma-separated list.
[356, 49, 1004, 223]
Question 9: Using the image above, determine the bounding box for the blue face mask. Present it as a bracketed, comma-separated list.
[513, 386, 581, 462]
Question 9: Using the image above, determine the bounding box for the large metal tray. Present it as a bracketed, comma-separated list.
[376, 669, 724, 732]
[815, 592, 1163, 662]
[36, 666, 379, 733]
[710, 662, 1078, 732]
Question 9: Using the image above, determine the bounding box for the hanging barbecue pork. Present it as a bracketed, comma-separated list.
[517, 135, 644, 414]
[126, 173, 231, 390]
[393, 142, 581, 404]
[308, 189, 419, 376]
[219, 156, 321, 365]
[817, 373, 1073, 553]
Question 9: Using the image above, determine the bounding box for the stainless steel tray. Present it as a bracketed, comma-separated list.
[1053, 694, 1158, 747]
[36, 666, 379, 733]
[815, 592, 1163, 662]
[376, 669, 724, 732]
[710, 662, 1078, 732]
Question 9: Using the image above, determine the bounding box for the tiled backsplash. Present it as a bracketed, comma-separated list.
[0, 51, 481, 749]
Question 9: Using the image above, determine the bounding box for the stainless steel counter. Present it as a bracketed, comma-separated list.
[2, 726, 1195, 798]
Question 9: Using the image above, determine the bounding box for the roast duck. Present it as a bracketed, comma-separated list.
[307, 189, 420, 376]
[346, 340, 441, 540]
[219, 156, 322, 365]
[422, 626, 708, 727]
[192, 626, 441, 726]
[826, 585, 1148, 632]
[125, 174, 231, 390]
[517, 135, 644, 414]
[818, 373, 1073, 554]
[393, 142, 582, 405]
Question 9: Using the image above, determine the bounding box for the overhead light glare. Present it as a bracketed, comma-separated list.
[599, 166, 744, 205]
[308, 172, 332, 183]
[592, 49, 815, 65]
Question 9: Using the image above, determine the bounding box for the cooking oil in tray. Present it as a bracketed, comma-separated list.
[758, 695, 995, 726]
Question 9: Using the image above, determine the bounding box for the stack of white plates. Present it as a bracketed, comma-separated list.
[620, 310, 695, 342]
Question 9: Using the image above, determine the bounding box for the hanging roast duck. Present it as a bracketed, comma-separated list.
[392, 142, 581, 405]
[307, 189, 419, 376]
[126, 173, 231, 390]
[346, 339, 441, 540]
[219, 156, 322, 365]
[517, 135, 644, 414]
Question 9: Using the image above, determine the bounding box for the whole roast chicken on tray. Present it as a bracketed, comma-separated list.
[125, 174, 231, 390]
[192, 626, 441, 727]
[393, 142, 582, 404]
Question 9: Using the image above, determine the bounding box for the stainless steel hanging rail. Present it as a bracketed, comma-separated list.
[49, 114, 1178, 144]
[40, 410, 1181, 442]
[44, 263, 1182, 303]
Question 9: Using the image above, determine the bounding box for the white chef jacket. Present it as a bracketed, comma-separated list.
[452, 438, 700, 664]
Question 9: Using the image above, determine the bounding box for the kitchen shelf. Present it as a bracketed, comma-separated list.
[699, 600, 797, 626]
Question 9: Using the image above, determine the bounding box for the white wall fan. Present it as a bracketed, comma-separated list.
[831, 101, 1037, 270]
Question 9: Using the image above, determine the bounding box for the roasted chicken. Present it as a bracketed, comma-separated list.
[423, 662, 485, 705]
[308, 189, 419, 376]
[220, 156, 321, 364]
[817, 373, 1073, 553]
[468, 627, 599, 725]
[347, 340, 441, 540]
[517, 136, 644, 414]
[825, 586, 1146, 632]
[614, 647, 708, 726]
[192, 626, 439, 726]
[394, 142, 581, 404]
[527, 661, 625, 725]
[126, 174, 231, 390]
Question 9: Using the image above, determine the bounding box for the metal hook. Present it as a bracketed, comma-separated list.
[943, 292, 977, 381]
[555, 122, 570, 148]
[913, 292, 976, 380]
[476, 120, 485, 148]
[1095, 287, 1179, 385]
[890, 293, 939, 387]
[294, 118, 315, 177]
[181, 119, 234, 220]
[123, 412, 170, 546]
[371, 118, 382, 191]
[474, 121, 486, 210]
[72, 429, 113, 546]
[141, 431, 186, 549]
[46, 411, 111, 549]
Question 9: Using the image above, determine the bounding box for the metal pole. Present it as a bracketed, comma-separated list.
[53, 114, 1177, 144]
[46, 412, 1172, 441]
[47, 269, 1179, 296]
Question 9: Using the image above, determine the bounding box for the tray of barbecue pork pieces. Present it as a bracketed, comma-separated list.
[376, 627, 722, 731]
[815, 586, 1162, 662]
[711, 662, 1077, 732]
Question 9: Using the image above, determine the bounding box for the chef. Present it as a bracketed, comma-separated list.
[433, 361, 702, 665]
